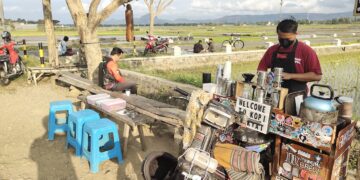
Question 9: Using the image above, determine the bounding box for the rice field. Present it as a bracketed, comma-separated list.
[134, 51, 360, 118]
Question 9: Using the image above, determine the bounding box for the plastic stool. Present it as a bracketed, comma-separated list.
[82, 118, 123, 173]
[48, 100, 74, 140]
[66, 109, 100, 156]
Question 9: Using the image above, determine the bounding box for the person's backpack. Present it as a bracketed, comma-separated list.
[98, 57, 110, 87]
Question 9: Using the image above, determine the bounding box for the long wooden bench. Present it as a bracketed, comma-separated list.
[55, 72, 186, 156]
[56, 71, 185, 127]
[78, 95, 150, 157]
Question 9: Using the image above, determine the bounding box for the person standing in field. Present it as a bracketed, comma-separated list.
[207, 38, 215, 53]
[257, 19, 322, 93]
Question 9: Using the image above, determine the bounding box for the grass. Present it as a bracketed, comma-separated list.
[132, 50, 360, 87]
[11, 23, 360, 38]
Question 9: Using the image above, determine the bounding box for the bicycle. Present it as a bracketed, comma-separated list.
[222, 35, 245, 49]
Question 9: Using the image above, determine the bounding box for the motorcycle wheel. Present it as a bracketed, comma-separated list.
[19, 59, 26, 75]
[0, 70, 10, 86]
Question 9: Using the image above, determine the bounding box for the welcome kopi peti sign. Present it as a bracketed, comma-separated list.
[235, 97, 271, 134]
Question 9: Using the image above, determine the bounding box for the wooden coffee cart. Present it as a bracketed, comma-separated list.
[269, 109, 356, 180]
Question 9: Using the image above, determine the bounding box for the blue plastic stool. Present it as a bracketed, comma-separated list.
[66, 109, 100, 156]
[48, 100, 74, 140]
[82, 118, 123, 173]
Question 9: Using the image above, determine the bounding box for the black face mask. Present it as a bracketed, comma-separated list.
[278, 38, 294, 48]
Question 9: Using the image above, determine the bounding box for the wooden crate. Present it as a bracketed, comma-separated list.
[272, 122, 356, 180]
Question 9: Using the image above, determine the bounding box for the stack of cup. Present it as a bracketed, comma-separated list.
[257, 71, 267, 89]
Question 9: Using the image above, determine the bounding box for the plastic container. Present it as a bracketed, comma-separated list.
[95, 98, 114, 107]
[87, 93, 111, 105]
[100, 98, 126, 112]
[184, 148, 218, 174]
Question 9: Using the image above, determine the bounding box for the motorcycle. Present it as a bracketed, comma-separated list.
[143, 37, 169, 55]
[0, 54, 25, 86]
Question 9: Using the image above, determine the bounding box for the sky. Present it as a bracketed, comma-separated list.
[2, 0, 355, 24]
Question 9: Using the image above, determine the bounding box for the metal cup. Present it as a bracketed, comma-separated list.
[256, 88, 265, 103]
[274, 67, 283, 83]
[257, 71, 267, 88]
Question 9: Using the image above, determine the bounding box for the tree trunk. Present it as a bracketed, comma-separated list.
[80, 27, 102, 83]
[149, 12, 155, 35]
[42, 0, 59, 67]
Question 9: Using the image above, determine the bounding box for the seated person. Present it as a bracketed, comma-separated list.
[58, 36, 74, 56]
[103, 47, 137, 94]
[193, 40, 204, 53]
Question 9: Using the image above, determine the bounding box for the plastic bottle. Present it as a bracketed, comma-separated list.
[184, 148, 218, 174]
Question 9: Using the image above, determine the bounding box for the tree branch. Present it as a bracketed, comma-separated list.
[66, 0, 86, 26]
[88, 0, 101, 22]
[92, 0, 130, 28]
[144, 0, 150, 9]
[156, 0, 173, 16]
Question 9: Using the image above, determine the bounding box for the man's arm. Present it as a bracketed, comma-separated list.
[282, 72, 322, 82]
[108, 62, 125, 83]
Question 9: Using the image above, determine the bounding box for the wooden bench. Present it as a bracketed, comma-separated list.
[78, 95, 149, 157]
[27, 66, 87, 86]
[56, 72, 185, 127]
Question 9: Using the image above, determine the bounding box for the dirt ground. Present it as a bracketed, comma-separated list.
[0, 79, 179, 180]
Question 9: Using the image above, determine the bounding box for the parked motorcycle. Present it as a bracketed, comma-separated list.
[0, 55, 25, 86]
[143, 37, 169, 55]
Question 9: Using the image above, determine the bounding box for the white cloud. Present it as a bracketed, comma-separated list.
[189, 0, 352, 14]
[1, 0, 355, 23]
[4, 6, 20, 12]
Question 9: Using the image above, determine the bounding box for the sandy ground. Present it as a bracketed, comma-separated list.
[0, 79, 178, 180]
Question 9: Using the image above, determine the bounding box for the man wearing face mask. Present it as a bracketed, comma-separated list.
[257, 19, 322, 93]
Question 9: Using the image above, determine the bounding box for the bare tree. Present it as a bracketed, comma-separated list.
[66, 0, 131, 82]
[144, 0, 174, 35]
[42, 0, 59, 67]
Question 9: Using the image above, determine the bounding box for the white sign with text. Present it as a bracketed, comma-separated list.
[235, 97, 271, 134]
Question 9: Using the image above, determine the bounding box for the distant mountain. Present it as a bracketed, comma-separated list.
[214, 12, 353, 24]
[103, 12, 353, 25]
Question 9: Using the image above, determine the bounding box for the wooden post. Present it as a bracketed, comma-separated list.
[22, 39, 27, 60]
[272, 136, 282, 176]
[38, 43, 45, 67]
[137, 125, 147, 151]
[122, 124, 131, 157]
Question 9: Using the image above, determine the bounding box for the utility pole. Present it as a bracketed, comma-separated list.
[0, 0, 5, 30]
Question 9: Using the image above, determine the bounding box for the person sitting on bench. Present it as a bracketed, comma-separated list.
[103, 47, 137, 94]
[58, 36, 74, 56]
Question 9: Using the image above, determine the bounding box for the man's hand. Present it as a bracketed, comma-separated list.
[282, 72, 292, 80]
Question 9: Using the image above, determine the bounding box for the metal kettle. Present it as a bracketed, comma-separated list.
[304, 84, 337, 112]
